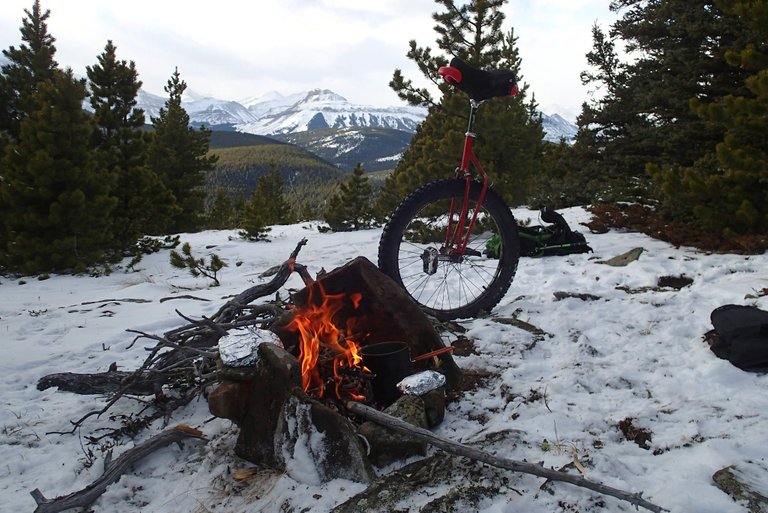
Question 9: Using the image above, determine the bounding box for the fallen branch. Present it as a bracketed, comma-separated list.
[37, 371, 161, 396]
[346, 401, 667, 513]
[30, 425, 207, 513]
[41, 239, 312, 435]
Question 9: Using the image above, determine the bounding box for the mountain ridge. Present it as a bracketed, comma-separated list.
[136, 87, 578, 144]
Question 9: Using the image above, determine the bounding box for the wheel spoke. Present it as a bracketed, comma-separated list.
[378, 179, 519, 320]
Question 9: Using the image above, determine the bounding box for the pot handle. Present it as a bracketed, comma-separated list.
[411, 346, 455, 362]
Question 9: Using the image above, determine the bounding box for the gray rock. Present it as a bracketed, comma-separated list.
[358, 394, 429, 466]
[713, 462, 768, 513]
[599, 247, 644, 266]
[275, 393, 374, 484]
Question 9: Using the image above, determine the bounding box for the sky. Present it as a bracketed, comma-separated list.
[0, 0, 617, 120]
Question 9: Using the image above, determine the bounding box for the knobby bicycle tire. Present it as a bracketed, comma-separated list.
[378, 179, 520, 320]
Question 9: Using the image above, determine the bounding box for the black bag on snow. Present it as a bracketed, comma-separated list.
[708, 304, 768, 371]
[517, 207, 592, 257]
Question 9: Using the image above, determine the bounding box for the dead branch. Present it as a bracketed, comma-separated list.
[30, 425, 207, 513]
[346, 401, 667, 513]
[40, 239, 311, 435]
[159, 294, 211, 303]
[37, 371, 161, 396]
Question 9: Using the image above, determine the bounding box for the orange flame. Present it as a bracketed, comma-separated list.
[285, 281, 368, 399]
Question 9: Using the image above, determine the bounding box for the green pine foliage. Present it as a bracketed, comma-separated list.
[0, 0, 58, 143]
[147, 68, 218, 233]
[375, 0, 544, 217]
[0, 0, 59, 269]
[1, 69, 117, 273]
[240, 163, 294, 240]
[324, 163, 375, 231]
[578, 0, 761, 210]
[87, 40, 177, 249]
[169, 242, 227, 286]
[205, 188, 238, 230]
[651, 0, 768, 235]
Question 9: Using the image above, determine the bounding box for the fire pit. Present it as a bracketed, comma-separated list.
[274, 257, 460, 406]
[207, 257, 461, 483]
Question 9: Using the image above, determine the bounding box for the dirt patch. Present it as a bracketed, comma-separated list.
[617, 417, 652, 450]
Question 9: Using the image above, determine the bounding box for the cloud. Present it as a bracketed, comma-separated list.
[1, 0, 616, 117]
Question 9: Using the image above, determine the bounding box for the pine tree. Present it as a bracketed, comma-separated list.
[206, 188, 237, 229]
[376, 0, 543, 215]
[654, 0, 768, 235]
[578, 0, 760, 206]
[147, 68, 217, 233]
[324, 163, 374, 231]
[240, 163, 294, 240]
[0, 69, 117, 273]
[0, 0, 59, 266]
[0, 0, 58, 143]
[87, 40, 176, 249]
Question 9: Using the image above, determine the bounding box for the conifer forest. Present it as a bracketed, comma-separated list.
[1, 0, 766, 275]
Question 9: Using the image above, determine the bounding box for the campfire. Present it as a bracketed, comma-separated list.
[285, 280, 372, 403]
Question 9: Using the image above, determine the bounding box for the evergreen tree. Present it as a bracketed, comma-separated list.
[147, 68, 217, 233]
[298, 199, 318, 222]
[0, 0, 59, 265]
[87, 40, 176, 249]
[206, 188, 237, 229]
[324, 163, 374, 231]
[376, 0, 543, 215]
[0, 0, 58, 143]
[578, 0, 760, 206]
[240, 163, 294, 240]
[0, 69, 117, 273]
[653, 0, 768, 235]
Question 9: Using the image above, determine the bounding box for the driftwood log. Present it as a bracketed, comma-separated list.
[30, 425, 207, 513]
[347, 401, 667, 513]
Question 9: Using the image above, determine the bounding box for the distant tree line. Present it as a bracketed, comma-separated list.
[0, 1, 380, 275]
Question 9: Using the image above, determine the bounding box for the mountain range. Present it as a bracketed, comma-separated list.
[135, 88, 578, 172]
[138, 88, 578, 144]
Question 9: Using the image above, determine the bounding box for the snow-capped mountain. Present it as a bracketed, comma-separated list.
[136, 89, 167, 120]
[541, 112, 578, 143]
[135, 87, 576, 142]
[236, 89, 427, 135]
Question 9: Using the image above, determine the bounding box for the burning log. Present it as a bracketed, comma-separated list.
[272, 256, 462, 398]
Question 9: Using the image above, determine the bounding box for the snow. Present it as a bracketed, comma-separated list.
[1, 208, 767, 512]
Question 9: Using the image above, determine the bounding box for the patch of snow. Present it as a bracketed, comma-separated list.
[1, 210, 766, 512]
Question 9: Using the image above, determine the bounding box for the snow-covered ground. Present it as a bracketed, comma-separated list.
[1, 207, 766, 512]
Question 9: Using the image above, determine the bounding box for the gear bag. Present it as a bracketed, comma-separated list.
[708, 304, 768, 372]
[486, 207, 592, 258]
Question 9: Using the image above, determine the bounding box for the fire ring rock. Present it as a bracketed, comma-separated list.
[275, 393, 374, 484]
[208, 342, 374, 483]
[358, 394, 429, 467]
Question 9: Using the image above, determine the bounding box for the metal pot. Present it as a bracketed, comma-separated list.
[361, 341, 454, 405]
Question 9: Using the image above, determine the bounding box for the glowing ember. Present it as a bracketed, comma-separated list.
[285, 281, 369, 400]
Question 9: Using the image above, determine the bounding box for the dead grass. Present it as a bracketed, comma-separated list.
[586, 204, 768, 254]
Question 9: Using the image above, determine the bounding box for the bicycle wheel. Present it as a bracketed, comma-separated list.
[378, 179, 520, 320]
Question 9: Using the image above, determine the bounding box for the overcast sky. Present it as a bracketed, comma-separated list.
[1, 0, 616, 120]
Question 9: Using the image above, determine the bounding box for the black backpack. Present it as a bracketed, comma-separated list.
[708, 304, 768, 371]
